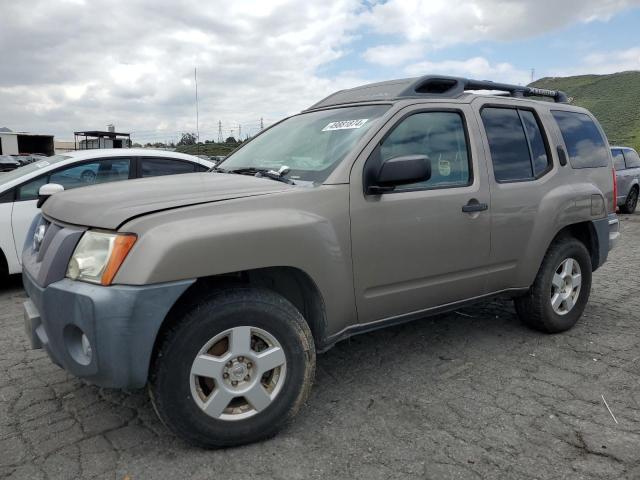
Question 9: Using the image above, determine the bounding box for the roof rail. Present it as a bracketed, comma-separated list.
[306, 75, 569, 110]
[460, 78, 569, 103]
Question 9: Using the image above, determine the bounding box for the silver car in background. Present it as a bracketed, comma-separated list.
[612, 146, 640, 213]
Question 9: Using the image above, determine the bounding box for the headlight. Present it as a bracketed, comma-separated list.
[66, 231, 137, 285]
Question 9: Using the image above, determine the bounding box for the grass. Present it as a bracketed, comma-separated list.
[531, 71, 640, 151]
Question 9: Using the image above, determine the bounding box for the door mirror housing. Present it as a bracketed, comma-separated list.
[367, 155, 431, 194]
[37, 183, 65, 208]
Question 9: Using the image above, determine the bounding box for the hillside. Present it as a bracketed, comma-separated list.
[530, 71, 640, 152]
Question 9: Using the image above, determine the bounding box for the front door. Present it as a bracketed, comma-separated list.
[349, 105, 492, 324]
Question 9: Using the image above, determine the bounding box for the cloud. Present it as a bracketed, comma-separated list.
[404, 57, 531, 85]
[0, 0, 638, 142]
[362, 43, 425, 67]
[0, 0, 365, 141]
[363, 0, 640, 47]
[582, 46, 640, 74]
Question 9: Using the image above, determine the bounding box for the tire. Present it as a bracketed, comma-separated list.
[148, 287, 316, 448]
[0, 249, 8, 288]
[514, 236, 592, 333]
[620, 187, 638, 214]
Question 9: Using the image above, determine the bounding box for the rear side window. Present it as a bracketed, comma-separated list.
[551, 111, 609, 168]
[140, 158, 195, 177]
[623, 149, 640, 168]
[612, 149, 626, 170]
[480, 107, 550, 182]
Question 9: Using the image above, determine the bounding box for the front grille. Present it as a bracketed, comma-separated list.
[22, 215, 86, 288]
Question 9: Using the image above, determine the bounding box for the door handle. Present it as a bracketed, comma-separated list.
[462, 200, 488, 213]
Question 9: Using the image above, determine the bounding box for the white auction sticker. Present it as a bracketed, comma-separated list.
[322, 119, 368, 131]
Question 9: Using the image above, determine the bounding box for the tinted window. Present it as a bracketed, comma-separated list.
[552, 111, 609, 168]
[140, 158, 195, 177]
[623, 149, 640, 168]
[612, 149, 626, 170]
[520, 110, 550, 176]
[17, 176, 49, 201]
[49, 159, 131, 189]
[481, 108, 533, 182]
[379, 111, 471, 190]
[17, 159, 131, 201]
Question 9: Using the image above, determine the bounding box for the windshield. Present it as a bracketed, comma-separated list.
[0, 155, 70, 183]
[219, 105, 389, 184]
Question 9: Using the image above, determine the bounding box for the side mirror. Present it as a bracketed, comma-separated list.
[37, 183, 64, 208]
[367, 155, 431, 194]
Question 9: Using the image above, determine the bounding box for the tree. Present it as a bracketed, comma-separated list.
[225, 136, 238, 144]
[178, 132, 198, 146]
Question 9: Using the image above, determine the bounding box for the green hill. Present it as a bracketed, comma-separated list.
[530, 71, 640, 152]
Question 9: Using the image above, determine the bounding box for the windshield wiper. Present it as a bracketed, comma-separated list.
[227, 166, 295, 184]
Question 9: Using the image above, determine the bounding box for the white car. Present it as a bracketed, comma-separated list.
[0, 149, 214, 281]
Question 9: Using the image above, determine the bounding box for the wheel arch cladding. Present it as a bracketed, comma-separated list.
[149, 266, 328, 377]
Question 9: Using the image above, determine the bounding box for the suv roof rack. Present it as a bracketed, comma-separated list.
[307, 75, 569, 110]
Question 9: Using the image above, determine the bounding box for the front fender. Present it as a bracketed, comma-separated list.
[114, 185, 356, 334]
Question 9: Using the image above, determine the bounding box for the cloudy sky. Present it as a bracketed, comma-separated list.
[1, 0, 640, 143]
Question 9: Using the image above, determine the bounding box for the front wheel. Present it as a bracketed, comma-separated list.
[514, 237, 592, 333]
[149, 288, 315, 448]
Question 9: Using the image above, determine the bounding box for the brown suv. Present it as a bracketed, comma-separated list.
[22, 76, 619, 448]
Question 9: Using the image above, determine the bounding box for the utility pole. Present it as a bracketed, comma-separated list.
[194, 67, 200, 153]
[218, 120, 223, 143]
[531, 68, 535, 83]
[260, 117, 264, 130]
[238, 124, 242, 139]
[230, 129, 235, 140]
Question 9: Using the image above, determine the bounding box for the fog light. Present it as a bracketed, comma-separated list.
[64, 325, 93, 366]
[81, 334, 92, 359]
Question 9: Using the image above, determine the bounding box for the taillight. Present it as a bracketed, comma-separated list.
[612, 168, 618, 213]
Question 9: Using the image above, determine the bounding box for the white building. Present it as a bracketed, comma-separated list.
[0, 130, 55, 156]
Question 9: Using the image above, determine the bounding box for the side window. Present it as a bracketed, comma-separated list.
[140, 158, 195, 177]
[520, 110, 550, 176]
[481, 107, 551, 182]
[623, 149, 640, 169]
[17, 176, 48, 201]
[49, 159, 131, 190]
[612, 149, 626, 170]
[195, 163, 210, 172]
[379, 111, 471, 191]
[551, 111, 609, 168]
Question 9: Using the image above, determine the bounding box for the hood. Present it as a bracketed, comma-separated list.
[43, 172, 293, 229]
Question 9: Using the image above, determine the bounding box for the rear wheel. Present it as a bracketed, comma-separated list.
[149, 288, 315, 448]
[514, 237, 592, 333]
[620, 187, 638, 214]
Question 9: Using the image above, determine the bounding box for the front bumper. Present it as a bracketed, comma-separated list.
[23, 271, 194, 389]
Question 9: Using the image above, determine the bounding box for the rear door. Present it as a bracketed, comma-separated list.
[476, 103, 555, 291]
[623, 148, 640, 198]
[612, 149, 630, 203]
[349, 104, 491, 323]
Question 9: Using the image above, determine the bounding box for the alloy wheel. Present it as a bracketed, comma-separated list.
[189, 326, 287, 421]
[550, 257, 582, 315]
